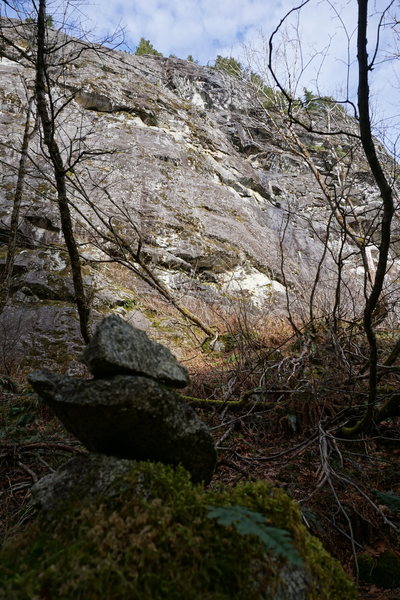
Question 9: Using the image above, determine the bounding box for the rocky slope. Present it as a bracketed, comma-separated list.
[0, 21, 398, 370]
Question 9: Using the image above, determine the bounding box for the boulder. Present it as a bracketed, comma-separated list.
[82, 314, 189, 388]
[32, 454, 134, 512]
[28, 371, 216, 484]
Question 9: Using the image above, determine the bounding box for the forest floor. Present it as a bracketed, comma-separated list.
[1, 325, 400, 599]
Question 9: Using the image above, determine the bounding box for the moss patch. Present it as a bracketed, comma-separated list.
[0, 462, 357, 600]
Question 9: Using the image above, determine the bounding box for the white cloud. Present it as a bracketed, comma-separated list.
[81, 0, 283, 61]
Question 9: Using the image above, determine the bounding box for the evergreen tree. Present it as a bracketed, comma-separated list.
[135, 38, 163, 57]
[25, 14, 53, 26]
[214, 55, 242, 76]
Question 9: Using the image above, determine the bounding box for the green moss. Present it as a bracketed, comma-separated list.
[309, 145, 325, 153]
[2, 92, 22, 107]
[0, 462, 357, 600]
[335, 146, 346, 158]
[119, 299, 137, 310]
[35, 181, 55, 196]
[182, 394, 243, 407]
[358, 551, 400, 588]
[144, 308, 158, 320]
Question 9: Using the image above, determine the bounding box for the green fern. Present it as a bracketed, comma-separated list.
[207, 505, 303, 567]
[374, 491, 400, 514]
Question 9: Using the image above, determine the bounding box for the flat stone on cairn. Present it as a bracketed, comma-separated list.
[82, 314, 189, 388]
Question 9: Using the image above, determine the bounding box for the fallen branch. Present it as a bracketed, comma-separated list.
[17, 461, 38, 482]
[0, 441, 86, 454]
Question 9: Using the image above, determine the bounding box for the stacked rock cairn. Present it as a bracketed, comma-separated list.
[28, 315, 216, 486]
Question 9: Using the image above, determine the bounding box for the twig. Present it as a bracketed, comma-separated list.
[0, 442, 85, 454]
[317, 425, 359, 581]
[210, 407, 270, 431]
[318, 513, 363, 550]
[0, 482, 31, 495]
[216, 459, 255, 480]
[36, 455, 56, 472]
[216, 425, 235, 448]
[332, 470, 399, 532]
[17, 461, 38, 482]
[223, 433, 318, 462]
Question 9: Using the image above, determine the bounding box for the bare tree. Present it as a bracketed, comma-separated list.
[34, 0, 90, 342]
[0, 0, 92, 340]
[346, 0, 396, 433]
[247, 0, 400, 433]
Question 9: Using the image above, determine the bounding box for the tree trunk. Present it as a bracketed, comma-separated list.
[0, 97, 34, 312]
[341, 0, 394, 437]
[35, 0, 90, 343]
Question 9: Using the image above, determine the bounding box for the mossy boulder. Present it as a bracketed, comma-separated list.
[0, 459, 358, 600]
[31, 455, 137, 512]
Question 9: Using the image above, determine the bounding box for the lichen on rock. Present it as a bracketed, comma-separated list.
[1, 24, 397, 370]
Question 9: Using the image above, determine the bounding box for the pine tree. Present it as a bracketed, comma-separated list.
[135, 38, 163, 57]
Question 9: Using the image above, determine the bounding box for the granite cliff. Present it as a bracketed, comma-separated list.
[0, 21, 398, 370]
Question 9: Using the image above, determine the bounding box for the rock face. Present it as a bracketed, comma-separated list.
[82, 314, 189, 387]
[1, 21, 399, 367]
[28, 316, 216, 484]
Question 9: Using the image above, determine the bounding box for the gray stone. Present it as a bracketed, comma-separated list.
[32, 454, 135, 512]
[75, 91, 113, 112]
[82, 314, 189, 388]
[0, 304, 85, 372]
[28, 371, 216, 483]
